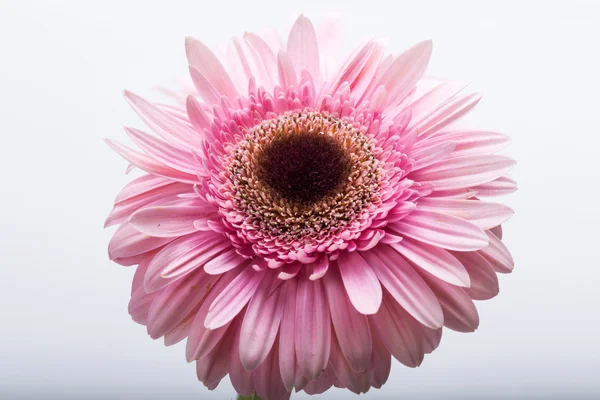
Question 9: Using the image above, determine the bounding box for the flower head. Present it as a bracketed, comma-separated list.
[106, 14, 516, 400]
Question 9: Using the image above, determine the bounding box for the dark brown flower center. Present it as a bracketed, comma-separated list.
[256, 132, 351, 204]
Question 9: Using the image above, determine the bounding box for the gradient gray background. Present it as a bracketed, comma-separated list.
[1, 0, 599, 399]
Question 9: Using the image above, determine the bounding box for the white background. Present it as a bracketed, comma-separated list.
[1, 0, 599, 399]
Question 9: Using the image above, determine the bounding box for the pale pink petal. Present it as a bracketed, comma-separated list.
[185, 272, 237, 361]
[328, 333, 370, 395]
[203, 248, 247, 275]
[287, 15, 320, 85]
[227, 37, 270, 92]
[229, 322, 256, 396]
[144, 233, 229, 292]
[489, 224, 503, 239]
[365, 40, 432, 105]
[124, 127, 198, 174]
[479, 231, 514, 273]
[362, 245, 443, 328]
[330, 39, 385, 98]
[196, 324, 236, 389]
[277, 51, 297, 90]
[253, 339, 289, 400]
[205, 267, 266, 329]
[337, 252, 382, 315]
[368, 293, 424, 367]
[391, 209, 488, 252]
[409, 141, 456, 171]
[420, 271, 480, 332]
[114, 174, 172, 203]
[108, 222, 173, 260]
[473, 176, 518, 197]
[295, 271, 331, 380]
[147, 270, 217, 339]
[415, 92, 482, 139]
[129, 204, 206, 237]
[416, 197, 514, 230]
[185, 95, 212, 132]
[390, 238, 470, 287]
[105, 139, 199, 184]
[452, 251, 499, 300]
[414, 130, 511, 157]
[303, 365, 335, 395]
[369, 332, 391, 388]
[240, 274, 286, 370]
[278, 280, 298, 391]
[323, 267, 372, 373]
[244, 32, 278, 83]
[185, 37, 238, 100]
[123, 90, 203, 149]
[410, 155, 516, 191]
[188, 65, 221, 105]
[164, 310, 195, 346]
[309, 254, 329, 280]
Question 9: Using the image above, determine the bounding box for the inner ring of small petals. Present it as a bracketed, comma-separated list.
[227, 111, 382, 244]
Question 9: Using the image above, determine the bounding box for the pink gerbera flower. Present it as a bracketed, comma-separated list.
[105, 15, 516, 400]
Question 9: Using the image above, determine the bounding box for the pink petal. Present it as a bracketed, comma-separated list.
[105, 139, 199, 184]
[390, 238, 470, 287]
[368, 293, 424, 367]
[144, 233, 229, 292]
[422, 327, 443, 354]
[323, 267, 373, 373]
[309, 254, 329, 280]
[303, 365, 335, 395]
[185, 272, 237, 361]
[128, 286, 154, 325]
[196, 324, 236, 389]
[369, 332, 391, 388]
[164, 310, 195, 346]
[229, 322, 256, 397]
[123, 90, 203, 149]
[409, 141, 457, 171]
[185, 37, 238, 101]
[295, 271, 331, 380]
[479, 231, 514, 273]
[129, 204, 206, 238]
[114, 174, 172, 203]
[239, 274, 286, 370]
[330, 39, 384, 97]
[489, 224, 503, 239]
[452, 251, 499, 300]
[410, 155, 515, 191]
[415, 92, 482, 139]
[337, 252, 382, 315]
[366, 40, 432, 105]
[188, 65, 221, 105]
[277, 51, 297, 90]
[147, 270, 217, 339]
[205, 267, 266, 329]
[328, 333, 370, 395]
[227, 37, 270, 92]
[124, 127, 198, 174]
[203, 248, 247, 275]
[415, 130, 511, 157]
[252, 339, 289, 400]
[185, 95, 212, 133]
[473, 176, 518, 197]
[420, 271, 480, 332]
[416, 197, 514, 230]
[287, 15, 320, 85]
[362, 245, 443, 328]
[108, 222, 173, 260]
[391, 209, 488, 251]
[244, 32, 278, 83]
[278, 280, 298, 391]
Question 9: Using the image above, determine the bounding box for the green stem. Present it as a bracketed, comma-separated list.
[237, 395, 261, 400]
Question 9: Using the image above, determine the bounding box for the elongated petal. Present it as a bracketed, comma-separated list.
[185, 272, 237, 361]
[108, 222, 173, 260]
[337, 251, 382, 315]
[185, 37, 238, 100]
[144, 233, 229, 292]
[416, 93, 482, 139]
[369, 293, 424, 367]
[287, 15, 320, 85]
[420, 271, 479, 332]
[203, 248, 247, 275]
[205, 267, 266, 329]
[473, 176, 518, 197]
[240, 274, 286, 370]
[229, 323, 255, 396]
[362, 245, 443, 328]
[147, 270, 216, 339]
[479, 231, 514, 273]
[253, 340, 289, 400]
[328, 333, 370, 394]
[324, 267, 372, 373]
[410, 155, 515, 191]
[452, 251, 499, 300]
[196, 324, 236, 389]
[369, 332, 392, 388]
[129, 204, 204, 237]
[295, 271, 331, 380]
[278, 280, 298, 391]
[124, 90, 203, 149]
[416, 198, 514, 230]
[390, 238, 470, 287]
[415, 130, 511, 157]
